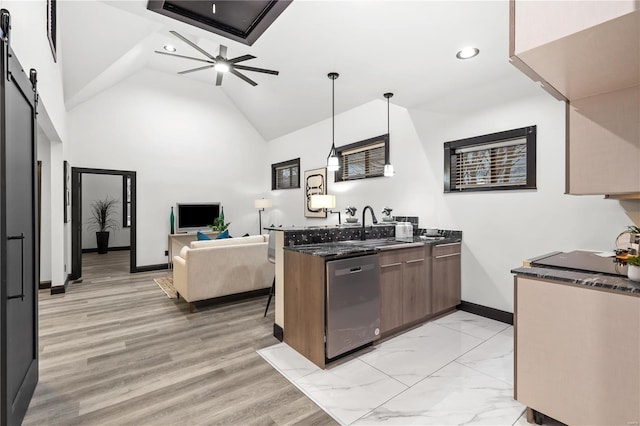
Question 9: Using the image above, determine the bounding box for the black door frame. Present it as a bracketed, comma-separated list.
[70, 168, 137, 280]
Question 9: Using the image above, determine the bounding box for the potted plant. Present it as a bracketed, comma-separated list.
[88, 197, 119, 254]
[627, 256, 640, 282]
[208, 207, 230, 232]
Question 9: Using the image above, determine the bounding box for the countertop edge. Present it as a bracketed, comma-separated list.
[512, 266, 640, 296]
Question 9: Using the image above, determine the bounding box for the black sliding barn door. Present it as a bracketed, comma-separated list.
[0, 10, 40, 426]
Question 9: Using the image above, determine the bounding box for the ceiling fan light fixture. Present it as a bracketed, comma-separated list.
[163, 44, 176, 52]
[456, 47, 479, 59]
[214, 61, 230, 73]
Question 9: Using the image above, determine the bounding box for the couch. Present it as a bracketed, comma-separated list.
[172, 234, 274, 311]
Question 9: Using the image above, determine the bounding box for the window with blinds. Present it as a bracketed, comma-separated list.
[271, 158, 300, 190]
[444, 126, 536, 192]
[335, 135, 389, 182]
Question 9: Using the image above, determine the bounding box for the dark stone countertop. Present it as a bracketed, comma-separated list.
[284, 236, 462, 260]
[512, 266, 640, 296]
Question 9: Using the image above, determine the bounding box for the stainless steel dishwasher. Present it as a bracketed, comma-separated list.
[326, 254, 381, 359]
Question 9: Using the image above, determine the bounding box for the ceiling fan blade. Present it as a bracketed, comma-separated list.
[178, 65, 215, 75]
[219, 44, 227, 59]
[216, 71, 224, 86]
[154, 51, 215, 64]
[230, 69, 257, 86]
[228, 54, 256, 64]
[169, 30, 216, 60]
[233, 64, 279, 75]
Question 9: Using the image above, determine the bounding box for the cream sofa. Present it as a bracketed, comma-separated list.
[172, 234, 274, 310]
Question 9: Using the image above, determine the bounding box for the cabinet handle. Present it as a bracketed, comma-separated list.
[381, 262, 402, 268]
[435, 242, 461, 248]
[434, 253, 460, 259]
[406, 258, 424, 264]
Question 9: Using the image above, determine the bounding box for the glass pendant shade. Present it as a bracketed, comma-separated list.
[383, 163, 395, 177]
[327, 152, 339, 171]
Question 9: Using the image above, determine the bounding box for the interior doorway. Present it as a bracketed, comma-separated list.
[70, 168, 137, 280]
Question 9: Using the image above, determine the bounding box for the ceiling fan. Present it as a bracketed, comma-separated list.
[155, 31, 279, 86]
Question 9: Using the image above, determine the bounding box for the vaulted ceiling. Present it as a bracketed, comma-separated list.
[59, 0, 537, 141]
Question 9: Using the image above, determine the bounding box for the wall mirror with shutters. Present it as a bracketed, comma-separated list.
[444, 126, 536, 192]
[335, 134, 389, 182]
[271, 158, 300, 190]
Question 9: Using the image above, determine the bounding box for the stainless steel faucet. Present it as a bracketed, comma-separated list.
[361, 205, 378, 240]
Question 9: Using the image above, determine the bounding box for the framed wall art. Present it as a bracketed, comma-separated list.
[304, 167, 326, 218]
[47, 0, 57, 62]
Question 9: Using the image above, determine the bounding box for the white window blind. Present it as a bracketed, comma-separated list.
[275, 163, 299, 189]
[340, 141, 385, 180]
[454, 137, 527, 189]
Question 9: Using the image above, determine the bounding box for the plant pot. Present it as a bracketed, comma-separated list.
[96, 231, 110, 254]
[628, 265, 640, 282]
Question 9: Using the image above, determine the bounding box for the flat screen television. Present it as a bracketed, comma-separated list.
[176, 203, 220, 233]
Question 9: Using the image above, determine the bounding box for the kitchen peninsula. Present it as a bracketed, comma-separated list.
[511, 251, 640, 426]
[268, 224, 462, 368]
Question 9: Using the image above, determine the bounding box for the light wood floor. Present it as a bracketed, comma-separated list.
[24, 251, 335, 425]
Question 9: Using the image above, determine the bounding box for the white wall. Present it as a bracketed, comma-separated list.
[66, 69, 270, 267]
[81, 174, 130, 250]
[412, 90, 635, 312]
[268, 84, 636, 313]
[266, 100, 431, 228]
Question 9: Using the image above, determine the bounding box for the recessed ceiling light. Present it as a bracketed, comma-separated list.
[456, 47, 479, 60]
[163, 44, 176, 52]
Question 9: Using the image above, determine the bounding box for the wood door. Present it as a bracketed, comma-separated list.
[432, 243, 461, 313]
[1, 10, 40, 425]
[402, 248, 429, 324]
[379, 251, 403, 333]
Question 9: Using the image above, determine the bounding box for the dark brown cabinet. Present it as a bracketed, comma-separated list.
[379, 246, 431, 334]
[432, 243, 461, 314]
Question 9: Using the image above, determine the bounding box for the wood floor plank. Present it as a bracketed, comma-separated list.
[23, 251, 336, 425]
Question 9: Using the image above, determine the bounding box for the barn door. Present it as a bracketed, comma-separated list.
[0, 9, 40, 426]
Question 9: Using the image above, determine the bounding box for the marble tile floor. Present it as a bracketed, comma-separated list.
[258, 310, 529, 425]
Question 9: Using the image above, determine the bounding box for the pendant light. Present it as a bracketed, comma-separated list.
[383, 92, 395, 177]
[327, 72, 340, 172]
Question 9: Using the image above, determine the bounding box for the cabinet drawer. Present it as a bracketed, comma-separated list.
[433, 242, 461, 258]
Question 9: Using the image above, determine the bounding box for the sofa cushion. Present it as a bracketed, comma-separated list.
[215, 229, 230, 239]
[197, 231, 212, 240]
[189, 235, 265, 249]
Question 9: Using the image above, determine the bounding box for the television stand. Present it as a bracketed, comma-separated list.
[168, 231, 219, 268]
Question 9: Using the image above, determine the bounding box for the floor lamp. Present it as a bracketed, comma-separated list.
[254, 198, 272, 234]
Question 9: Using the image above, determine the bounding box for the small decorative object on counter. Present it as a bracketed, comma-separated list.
[170, 206, 175, 234]
[345, 206, 358, 223]
[627, 256, 640, 282]
[381, 207, 394, 222]
[616, 225, 640, 255]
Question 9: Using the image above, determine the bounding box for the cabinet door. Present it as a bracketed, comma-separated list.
[432, 243, 461, 313]
[379, 251, 403, 333]
[402, 248, 430, 324]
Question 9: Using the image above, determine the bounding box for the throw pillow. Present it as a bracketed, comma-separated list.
[215, 229, 230, 239]
[197, 231, 211, 240]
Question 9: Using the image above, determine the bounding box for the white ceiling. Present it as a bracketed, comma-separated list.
[59, 0, 537, 141]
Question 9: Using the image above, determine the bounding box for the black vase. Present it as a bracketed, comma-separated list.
[96, 231, 110, 254]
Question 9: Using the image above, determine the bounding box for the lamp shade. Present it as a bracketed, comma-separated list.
[254, 198, 273, 209]
[310, 194, 336, 209]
